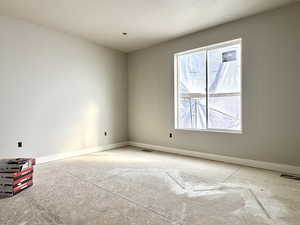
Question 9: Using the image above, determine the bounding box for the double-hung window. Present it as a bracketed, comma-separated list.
[174, 39, 242, 133]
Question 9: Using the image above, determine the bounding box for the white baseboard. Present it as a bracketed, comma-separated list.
[128, 141, 300, 175]
[37, 142, 128, 164]
[36, 140, 300, 175]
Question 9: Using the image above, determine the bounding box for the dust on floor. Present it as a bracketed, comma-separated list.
[1, 147, 299, 225]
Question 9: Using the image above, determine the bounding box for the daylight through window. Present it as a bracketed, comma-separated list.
[175, 39, 242, 132]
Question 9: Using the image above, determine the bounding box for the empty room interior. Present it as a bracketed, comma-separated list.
[1, 0, 300, 224]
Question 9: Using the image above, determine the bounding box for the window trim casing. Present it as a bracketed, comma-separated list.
[174, 38, 243, 134]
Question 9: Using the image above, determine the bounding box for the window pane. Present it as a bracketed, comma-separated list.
[177, 51, 207, 129]
[207, 44, 241, 130]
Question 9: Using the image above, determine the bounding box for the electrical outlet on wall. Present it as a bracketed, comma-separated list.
[18, 141, 23, 148]
[169, 133, 173, 138]
[104, 131, 107, 136]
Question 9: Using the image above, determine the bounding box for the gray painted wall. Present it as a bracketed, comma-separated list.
[128, 4, 300, 166]
[0, 16, 128, 158]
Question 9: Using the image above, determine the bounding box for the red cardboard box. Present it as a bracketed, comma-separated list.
[0, 158, 35, 197]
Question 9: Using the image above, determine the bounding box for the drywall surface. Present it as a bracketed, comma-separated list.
[128, 4, 300, 166]
[0, 16, 128, 158]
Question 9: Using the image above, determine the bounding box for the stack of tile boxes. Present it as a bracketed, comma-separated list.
[0, 158, 35, 197]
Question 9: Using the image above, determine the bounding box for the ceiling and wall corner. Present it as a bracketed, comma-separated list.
[0, 0, 299, 52]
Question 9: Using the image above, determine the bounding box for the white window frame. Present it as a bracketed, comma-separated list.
[174, 38, 243, 134]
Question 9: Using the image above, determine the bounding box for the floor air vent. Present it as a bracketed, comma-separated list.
[142, 149, 153, 152]
[280, 174, 300, 181]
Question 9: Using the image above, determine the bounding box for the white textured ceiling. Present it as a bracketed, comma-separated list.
[0, 0, 298, 52]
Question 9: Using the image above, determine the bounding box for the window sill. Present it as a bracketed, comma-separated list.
[174, 128, 243, 134]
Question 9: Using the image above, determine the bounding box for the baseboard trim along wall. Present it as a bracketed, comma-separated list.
[37, 142, 128, 164]
[128, 141, 300, 175]
[37, 140, 300, 175]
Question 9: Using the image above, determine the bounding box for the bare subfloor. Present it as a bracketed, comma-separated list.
[1, 147, 300, 225]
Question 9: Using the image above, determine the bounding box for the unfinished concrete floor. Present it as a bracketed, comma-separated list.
[1, 146, 300, 225]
